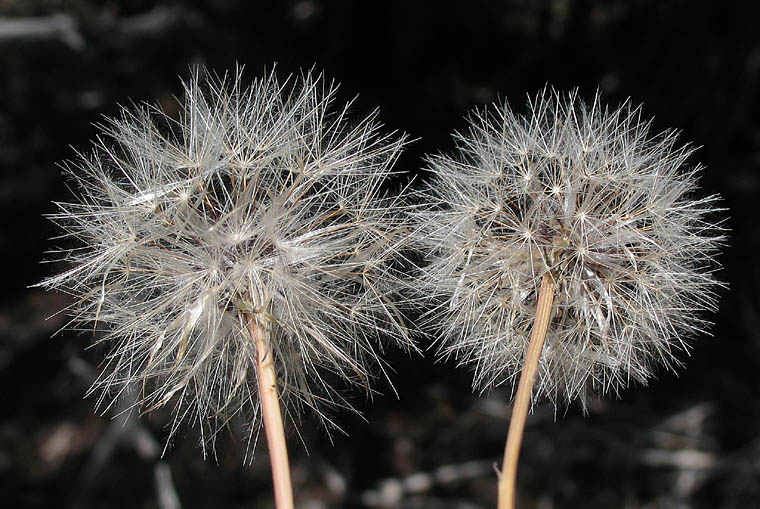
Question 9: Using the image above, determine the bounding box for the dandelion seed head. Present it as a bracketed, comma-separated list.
[415, 88, 725, 409]
[38, 67, 415, 457]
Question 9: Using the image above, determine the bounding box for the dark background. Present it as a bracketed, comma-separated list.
[2, 1, 759, 508]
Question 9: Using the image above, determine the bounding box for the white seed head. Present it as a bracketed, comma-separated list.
[38, 67, 416, 456]
[415, 88, 725, 409]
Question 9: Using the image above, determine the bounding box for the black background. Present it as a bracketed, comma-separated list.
[2, 1, 759, 507]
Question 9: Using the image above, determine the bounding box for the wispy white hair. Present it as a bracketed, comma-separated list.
[38, 67, 417, 458]
[414, 88, 725, 409]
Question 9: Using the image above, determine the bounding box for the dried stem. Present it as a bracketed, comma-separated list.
[498, 273, 555, 509]
[247, 314, 294, 509]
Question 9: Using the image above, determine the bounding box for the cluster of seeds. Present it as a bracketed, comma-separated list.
[415, 89, 724, 407]
[39, 69, 416, 456]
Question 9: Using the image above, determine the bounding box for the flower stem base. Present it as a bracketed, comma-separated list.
[498, 273, 555, 509]
[247, 314, 294, 509]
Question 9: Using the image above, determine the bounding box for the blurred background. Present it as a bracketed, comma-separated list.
[2, 1, 759, 507]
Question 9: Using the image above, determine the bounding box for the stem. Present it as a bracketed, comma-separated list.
[247, 314, 294, 509]
[497, 273, 555, 509]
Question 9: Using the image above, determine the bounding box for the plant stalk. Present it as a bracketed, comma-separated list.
[247, 314, 295, 509]
[497, 273, 555, 509]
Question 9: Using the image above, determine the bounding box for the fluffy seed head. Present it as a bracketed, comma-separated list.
[38, 67, 415, 456]
[415, 88, 724, 408]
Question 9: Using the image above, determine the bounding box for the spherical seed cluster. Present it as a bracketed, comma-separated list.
[416, 89, 724, 408]
[39, 69, 415, 455]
